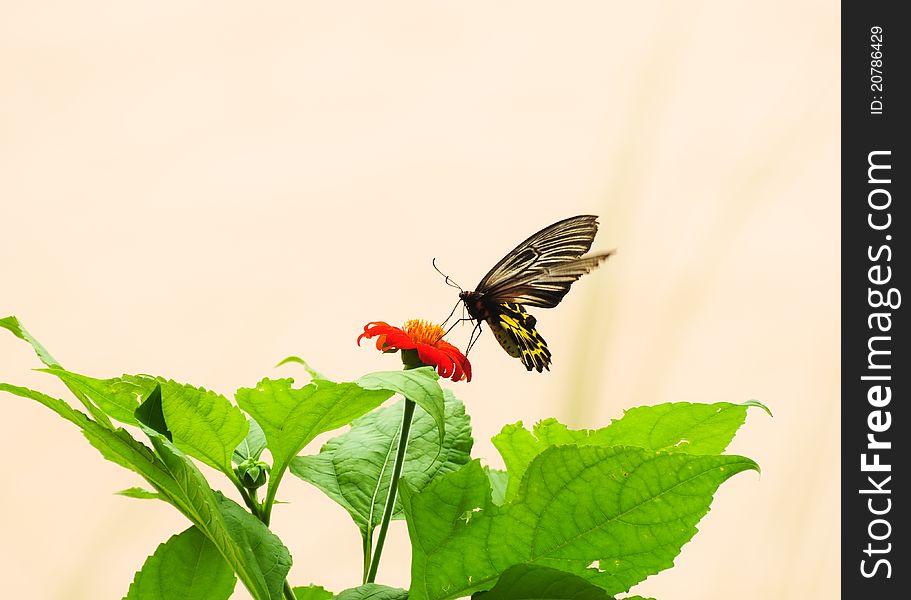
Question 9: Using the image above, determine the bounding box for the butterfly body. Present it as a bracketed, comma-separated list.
[457, 215, 612, 372]
[459, 290, 491, 322]
[460, 293, 553, 370]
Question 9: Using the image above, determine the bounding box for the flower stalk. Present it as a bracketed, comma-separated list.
[365, 397, 416, 584]
[282, 581, 295, 600]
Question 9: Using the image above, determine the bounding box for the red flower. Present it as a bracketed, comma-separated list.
[358, 319, 472, 382]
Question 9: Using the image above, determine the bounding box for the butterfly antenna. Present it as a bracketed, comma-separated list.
[432, 258, 463, 292]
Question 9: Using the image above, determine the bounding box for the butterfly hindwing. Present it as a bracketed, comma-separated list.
[483, 253, 612, 308]
[488, 303, 552, 372]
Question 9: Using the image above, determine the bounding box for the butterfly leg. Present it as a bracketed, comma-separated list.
[465, 320, 484, 355]
[439, 298, 463, 329]
[438, 317, 474, 343]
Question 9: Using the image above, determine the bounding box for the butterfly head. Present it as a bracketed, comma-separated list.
[459, 290, 490, 322]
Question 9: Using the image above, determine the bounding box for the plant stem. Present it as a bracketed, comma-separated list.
[283, 580, 296, 600]
[361, 531, 373, 584]
[235, 482, 262, 519]
[261, 478, 280, 526]
[366, 399, 416, 583]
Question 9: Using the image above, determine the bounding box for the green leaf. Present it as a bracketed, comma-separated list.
[1, 383, 291, 600]
[473, 565, 614, 599]
[1, 318, 113, 428]
[135, 384, 171, 440]
[46, 368, 249, 476]
[236, 378, 393, 466]
[356, 368, 445, 443]
[402, 447, 758, 600]
[584, 401, 770, 453]
[277, 356, 326, 380]
[1, 383, 91, 429]
[484, 467, 508, 506]
[292, 586, 334, 600]
[236, 377, 393, 518]
[1, 316, 59, 368]
[42, 368, 156, 426]
[124, 526, 236, 600]
[290, 391, 472, 535]
[336, 584, 409, 600]
[157, 379, 249, 475]
[294, 583, 408, 600]
[493, 402, 766, 502]
[234, 418, 268, 465]
[116, 487, 161, 500]
[40, 367, 251, 478]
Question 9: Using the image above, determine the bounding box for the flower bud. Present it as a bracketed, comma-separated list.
[235, 459, 270, 490]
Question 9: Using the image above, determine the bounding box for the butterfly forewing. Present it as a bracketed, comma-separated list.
[475, 215, 601, 294]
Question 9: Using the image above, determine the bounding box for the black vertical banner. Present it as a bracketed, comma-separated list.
[842, 2, 906, 598]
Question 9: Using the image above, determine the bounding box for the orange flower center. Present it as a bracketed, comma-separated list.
[403, 319, 447, 346]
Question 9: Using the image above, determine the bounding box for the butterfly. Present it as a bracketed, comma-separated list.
[453, 215, 613, 372]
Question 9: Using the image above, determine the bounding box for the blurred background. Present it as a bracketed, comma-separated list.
[0, 2, 838, 599]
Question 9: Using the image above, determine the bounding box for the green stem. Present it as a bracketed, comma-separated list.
[362, 531, 373, 584]
[261, 465, 291, 526]
[261, 480, 278, 526]
[366, 399, 416, 583]
[234, 482, 262, 519]
[283, 580, 296, 600]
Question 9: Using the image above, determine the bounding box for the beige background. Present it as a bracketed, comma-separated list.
[1, 2, 838, 599]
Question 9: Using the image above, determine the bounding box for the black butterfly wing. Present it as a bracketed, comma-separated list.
[475, 215, 600, 292]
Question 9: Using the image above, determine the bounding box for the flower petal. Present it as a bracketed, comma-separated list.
[358, 322, 394, 346]
[416, 344, 447, 377]
[383, 330, 417, 351]
[434, 340, 471, 382]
